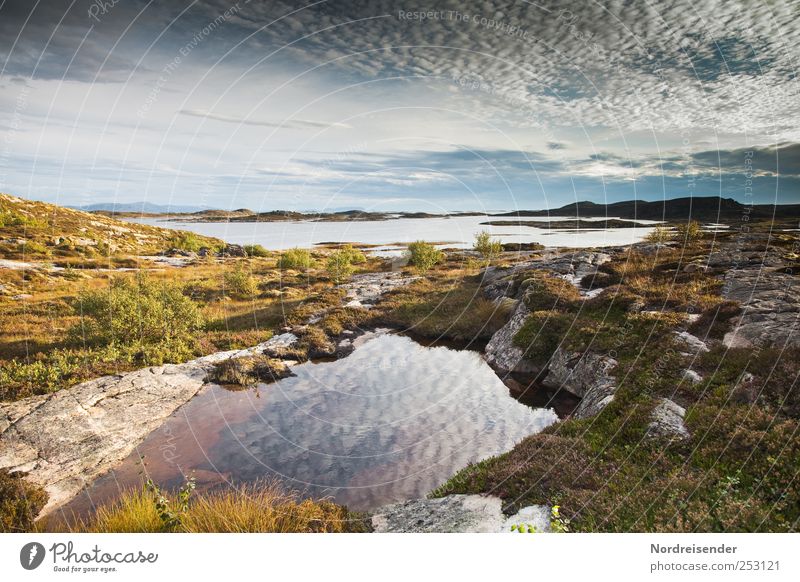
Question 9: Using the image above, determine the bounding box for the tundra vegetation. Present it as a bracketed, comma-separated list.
[406, 240, 444, 272]
[1, 192, 799, 533]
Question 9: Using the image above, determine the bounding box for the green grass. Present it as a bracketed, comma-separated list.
[380, 277, 513, 341]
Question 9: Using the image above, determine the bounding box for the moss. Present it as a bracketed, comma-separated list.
[519, 272, 581, 311]
[380, 278, 512, 341]
[206, 355, 292, 387]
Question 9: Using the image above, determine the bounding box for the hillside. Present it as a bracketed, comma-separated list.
[0, 193, 223, 260]
[491, 196, 800, 221]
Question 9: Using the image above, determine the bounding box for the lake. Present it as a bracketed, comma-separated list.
[127, 214, 659, 252]
[57, 333, 558, 516]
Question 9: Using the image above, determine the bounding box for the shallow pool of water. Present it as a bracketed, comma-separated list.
[59, 333, 558, 517]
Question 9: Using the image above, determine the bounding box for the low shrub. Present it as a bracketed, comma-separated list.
[339, 244, 366, 264]
[168, 231, 205, 252]
[224, 263, 259, 298]
[243, 244, 269, 257]
[206, 355, 292, 387]
[71, 273, 204, 365]
[645, 225, 672, 243]
[473, 230, 503, 260]
[278, 247, 314, 270]
[407, 241, 444, 272]
[674, 220, 703, 243]
[326, 251, 355, 283]
[520, 272, 581, 311]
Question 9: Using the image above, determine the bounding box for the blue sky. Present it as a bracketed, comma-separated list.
[1, 0, 799, 211]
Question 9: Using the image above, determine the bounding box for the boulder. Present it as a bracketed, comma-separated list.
[544, 348, 618, 419]
[646, 398, 690, 441]
[682, 369, 703, 384]
[484, 302, 541, 375]
[339, 271, 420, 308]
[674, 331, 710, 354]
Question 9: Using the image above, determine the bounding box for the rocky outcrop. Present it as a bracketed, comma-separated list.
[484, 301, 540, 375]
[646, 398, 690, 441]
[481, 250, 612, 301]
[721, 268, 800, 349]
[674, 331, 710, 354]
[543, 349, 618, 419]
[371, 494, 551, 533]
[340, 271, 420, 308]
[481, 250, 620, 413]
[0, 334, 299, 516]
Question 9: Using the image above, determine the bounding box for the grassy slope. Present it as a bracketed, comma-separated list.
[433, 237, 800, 532]
[0, 192, 223, 260]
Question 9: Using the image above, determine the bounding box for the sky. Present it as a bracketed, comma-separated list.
[0, 0, 799, 212]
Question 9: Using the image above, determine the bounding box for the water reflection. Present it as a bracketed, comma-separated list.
[61, 333, 557, 516]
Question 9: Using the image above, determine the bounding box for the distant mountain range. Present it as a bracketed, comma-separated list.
[78, 196, 800, 222]
[493, 197, 800, 221]
[74, 202, 214, 213]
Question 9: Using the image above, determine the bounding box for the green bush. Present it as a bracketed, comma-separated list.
[71, 273, 204, 365]
[406, 241, 444, 272]
[278, 247, 314, 270]
[326, 251, 355, 283]
[339, 244, 366, 264]
[673, 220, 703, 243]
[168, 231, 205, 252]
[645, 225, 671, 243]
[0, 469, 48, 532]
[21, 241, 50, 256]
[0, 209, 46, 229]
[243, 244, 269, 258]
[223, 264, 259, 298]
[324, 245, 366, 282]
[473, 230, 503, 260]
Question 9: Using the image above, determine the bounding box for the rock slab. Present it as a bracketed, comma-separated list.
[0, 335, 298, 516]
[371, 494, 551, 533]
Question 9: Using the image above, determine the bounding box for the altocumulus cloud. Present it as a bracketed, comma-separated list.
[0, 0, 798, 209]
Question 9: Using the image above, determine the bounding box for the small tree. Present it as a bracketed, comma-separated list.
[339, 244, 366, 264]
[674, 220, 703, 244]
[326, 250, 355, 283]
[473, 230, 503, 260]
[407, 240, 444, 272]
[224, 263, 259, 298]
[72, 272, 204, 364]
[278, 247, 314, 270]
[243, 244, 269, 257]
[645, 225, 671, 243]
